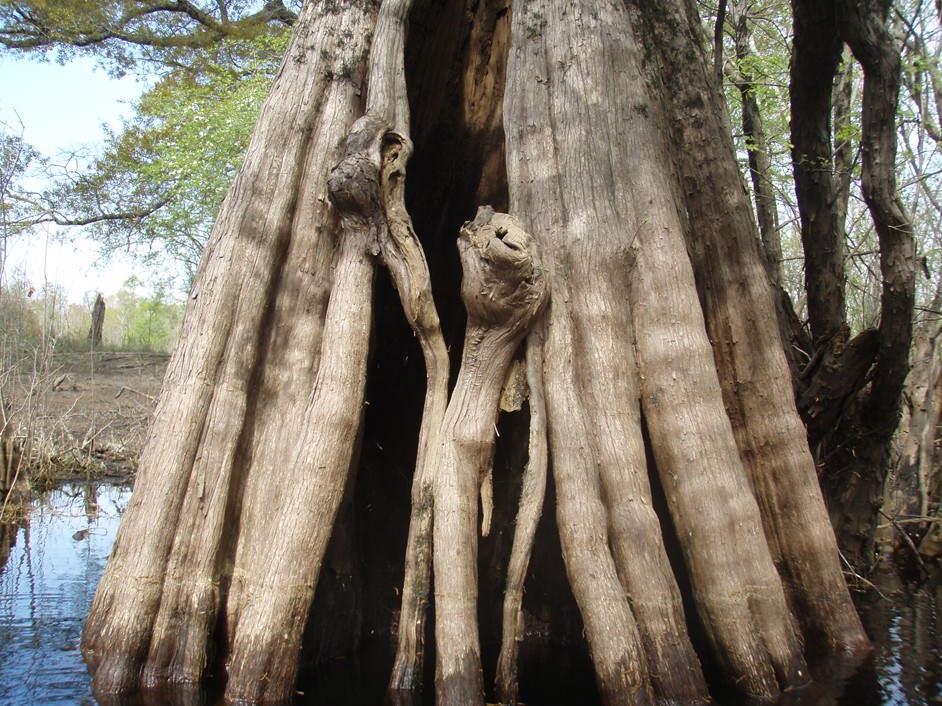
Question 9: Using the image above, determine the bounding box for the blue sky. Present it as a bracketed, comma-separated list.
[0, 54, 140, 153]
[1, 53, 152, 301]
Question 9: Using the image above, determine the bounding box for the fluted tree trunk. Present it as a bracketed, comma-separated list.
[83, 0, 870, 704]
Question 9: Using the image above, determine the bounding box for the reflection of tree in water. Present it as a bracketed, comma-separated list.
[82, 484, 99, 521]
[0, 516, 23, 574]
[853, 569, 942, 705]
[0, 483, 134, 704]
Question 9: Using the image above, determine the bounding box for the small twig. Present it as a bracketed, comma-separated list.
[82, 421, 115, 451]
[115, 385, 156, 401]
[839, 550, 888, 600]
[879, 509, 929, 572]
[878, 515, 941, 525]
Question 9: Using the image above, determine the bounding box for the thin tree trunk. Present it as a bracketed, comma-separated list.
[817, 0, 917, 569]
[728, 1, 783, 286]
[893, 280, 942, 553]
[87, 293, 105, 348]
[495, 328, 548, 706]
[791, 0, 846, 344]
[838, 0, 915, 426]
[833, 48, 857, 241]
[0, 404, 17, 495]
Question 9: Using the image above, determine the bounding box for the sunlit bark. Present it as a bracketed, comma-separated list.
[83, 1, 875, 704]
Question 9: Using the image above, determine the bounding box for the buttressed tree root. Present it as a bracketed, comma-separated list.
[432, 207, 548, 706]
[80, 1, 872, 705]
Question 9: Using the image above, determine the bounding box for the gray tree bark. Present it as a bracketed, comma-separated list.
[82, 1, 872, 704]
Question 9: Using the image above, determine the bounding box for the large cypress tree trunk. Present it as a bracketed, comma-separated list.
[628, 0, 868, 656]
[82, 2, 380, 699]
[83, 0, 870, 704]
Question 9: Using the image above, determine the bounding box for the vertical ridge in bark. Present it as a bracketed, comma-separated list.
[223, 110, 383, 704]
[505, 0, 808, 700]
[80, 4, 376, 695]
[626, 0, 869, 661]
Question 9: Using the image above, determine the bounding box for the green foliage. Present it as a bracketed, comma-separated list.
[0, 2, 293, 294]
[0, 0, 299, 78]
[42, 28, 290, 287]
[0, 275, 181, 353]
[708, 0, 942, 336]
[0, 275, 81, 347]
[106, 277, 183, 352]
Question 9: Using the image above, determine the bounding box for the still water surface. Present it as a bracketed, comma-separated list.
[0, 484, 125, 705]
[0, 483, 939, 705]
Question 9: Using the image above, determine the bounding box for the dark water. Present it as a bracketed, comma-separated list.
[0, 484, 939, 706]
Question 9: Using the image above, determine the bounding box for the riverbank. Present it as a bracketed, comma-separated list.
[1, 350, 167, 503]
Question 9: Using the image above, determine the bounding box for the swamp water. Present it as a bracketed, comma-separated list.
[0, 483, 939, 705]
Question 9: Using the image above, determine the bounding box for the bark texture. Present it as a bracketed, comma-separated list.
[629, 0, 869, 657]
[789, 0, 916, 570]
[891, 282, 942, 560]
[82, 0, 876, 704]
[88, 293, 105, 347]
[495, 327, 548, 706]
[791, 0, 846, 344]
[727, 1, 783, 286]
[82, 4, 378, 698]
[502, 0, 830, 700]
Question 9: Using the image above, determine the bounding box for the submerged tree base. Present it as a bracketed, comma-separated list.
[82, 0, 871, 704]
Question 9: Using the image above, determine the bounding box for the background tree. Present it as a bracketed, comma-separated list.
[0, 119, 42, 286]
[0, 0, 298, 74]
[107, 278, 182, 351]
[35, 30, 288, 283]
[709, 0, 931, 569]
[882, 0, 942, 560]
[87, 291, 104, 347]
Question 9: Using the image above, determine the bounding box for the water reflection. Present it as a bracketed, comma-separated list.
[0, 483, 129, 705]
[847, 567, 942, 705]
[0, 484, 939, 705]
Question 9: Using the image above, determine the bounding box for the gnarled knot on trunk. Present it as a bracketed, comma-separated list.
[458, 206, 548, 331]
[326, 114, 388, 235]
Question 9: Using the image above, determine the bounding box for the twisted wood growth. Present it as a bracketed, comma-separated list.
[353, 0, 452, 694]
[432, 208, 548, 706]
